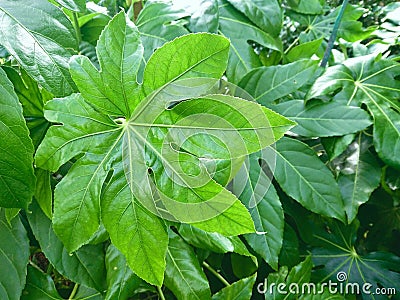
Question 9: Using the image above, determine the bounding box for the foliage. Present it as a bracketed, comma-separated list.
[0, 0, 399, 299]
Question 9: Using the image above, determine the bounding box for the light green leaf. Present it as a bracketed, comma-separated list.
[136, 1, 189, 61]
[285, 38, 323, 63]
[70, 11, 143, 116]
[165, 230, 211, 300]
[142, 33, 229, 95]
[27, 201, 107, 292]
[233, 152, 284, 270]
[226, 0, 282, 37]
[218, 0, 282, 83]
[0, 0, 77, 96]
[101, 162, 168, 287]
[34, 169, 52, 219]
[0, 68, 35, 209]
[212, 274, 256, 300]
[308, 55, 400, 169]
[53, 0, 85, 12]
[21, 266, 62, 300]
[267, 138, 345, 221]
[272, 100, 372, 137]
[239, 60, 318, 105]
[0, 209, 29, 300]
[337, 135, 381, 223]
[286, 0, 325, 15]
[105, 244, 142, 300]
[178, 224, 252, 256]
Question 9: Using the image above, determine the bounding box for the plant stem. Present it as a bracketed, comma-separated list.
[320, 0, 349, 67]
[202, 261, 230, 287]
[68, 283, 79, 300]
[156, 286, 166, 300]
[72, 12, 81, 44]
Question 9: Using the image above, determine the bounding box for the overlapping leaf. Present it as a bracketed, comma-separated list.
[35, 11, 294, 286]
[0, 0, 77, 96]
[0, 68, 35, 209]
[308, 54, 400, 169]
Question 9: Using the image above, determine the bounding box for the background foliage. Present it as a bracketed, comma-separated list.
[0, 0, 399, 299]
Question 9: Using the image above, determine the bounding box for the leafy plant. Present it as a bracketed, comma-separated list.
[0, 0, 399, 299]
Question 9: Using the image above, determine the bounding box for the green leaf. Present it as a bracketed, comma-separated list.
[0, 68, 35, 209]
[212, 274, 256, 300]
[226, 0, 282, 37]
[70, 11, 143, 116]
[308, 55, 400, 169]
[53, 0, 85, 12]
[278, 224, 300, 269]
[337, 135, 381, 223]
[233, 152, 284, 270]
[285, 38, 323, 63]
[172, 0, 219, 33]
[267, 137, 345, 221]
[165, 230, 211, 300]
[105, 244, 142, 300]
[142, 33, 229, 95]
[21, 266, 62, 300]
[218, 0, 282, 83]
[0, 209, 30, 300]
[272, 100, 372, 137]
[286, 0, 325, 15]
[0, 0, 77, 96]
[322, 134, 355, 161]
[2, 67, 51, 149]
[264, 256, 312, 299]
[309, 220, 400, 294]
[27, 201, 106, 292]
[239, 60, 318, 105]
[178, 224, 253, 256]
[101, 162, 168, 287]
[136, 1, 189, 61]
[34, 169, 52, 219]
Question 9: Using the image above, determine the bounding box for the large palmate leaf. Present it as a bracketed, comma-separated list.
[217, 0, 282, 83]
[272, 100, 372, 137]
[239, 60, 318, 105]
[310, 221, 400, 298]
[0, 68, 35, 209]
[164, 231, 211, 300]
[0, 0, 77, 96]
[0, 209, 30, 300]
[226, 0, 282, 37]
[35, 15, 294, 286]
[308, 55, 400, 169]
[233, 152, 284, 270]
[266, 137, 345, 221]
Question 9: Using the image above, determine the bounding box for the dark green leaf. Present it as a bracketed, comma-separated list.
[105, 244, 142, 300]
[239, 60, 318, 105]
[212, 274, 256, 300]
[0, 68, 35, 209]
[226, 0, 282, 37]
[267, 137, 345, 221]
[0, 0, 77, 96]
[21, 266, 62, 300]
[272, 100, 372, 137]
[285, 38, 323, 63]
[0, 209, 29, 300]
[165, 230, 211, 300]
[27, 201, 106, 292]
[233, 152, 284, 270]
[218, 0, 282, 83]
